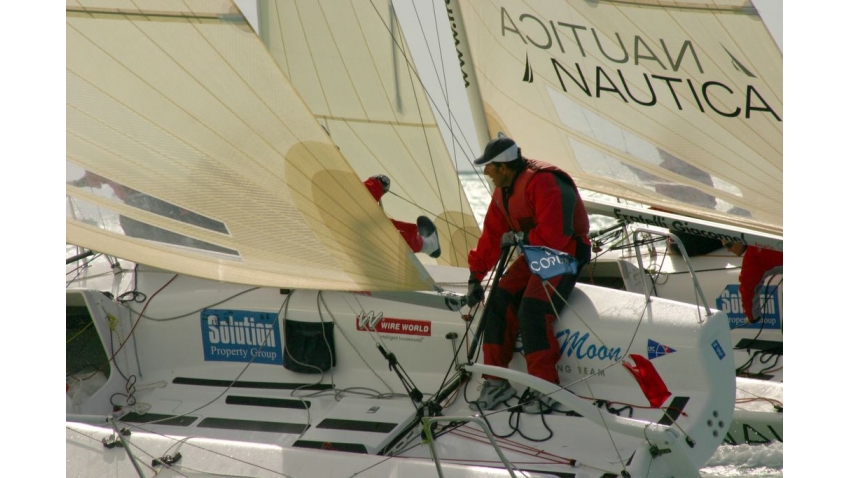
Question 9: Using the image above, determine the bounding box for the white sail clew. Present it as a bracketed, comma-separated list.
[454, 0, 782, 238]
[66, 1, 476, 291]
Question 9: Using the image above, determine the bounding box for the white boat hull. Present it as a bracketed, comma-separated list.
[67, 262, 736, 477]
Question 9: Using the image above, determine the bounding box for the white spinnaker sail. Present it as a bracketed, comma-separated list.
[258, 0, 480, 267]
[456, 0, 782, 236]
[66, 1, 435, 291]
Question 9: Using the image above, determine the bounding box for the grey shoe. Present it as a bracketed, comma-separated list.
[521, 390, 565, 414]
[469, 379, 516, 410]
[416, 216, 441, 258]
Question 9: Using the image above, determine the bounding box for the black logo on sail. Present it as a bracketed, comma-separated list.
[523, 53, 533, 82]
[722, 45, 756, 78]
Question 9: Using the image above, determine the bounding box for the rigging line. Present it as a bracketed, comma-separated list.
[365, 0, 479, 166]
[389, 4, 457, 256]
[384, 190, 481, 240]
[427, 0, 457, 164]
[135, 317, 278, 426]
[370, 2, 480, 160]
[410, 0, 451, 112]
[80, 274, 179, 382]
[445, 427, 578, 466]
[66, 252, 102, 276]
[66, 266, 117, 284]
[322, 292, 398, 394]
[108, 417, 153, 478]
[107, 334, 139, 410]
[112, 422, 297, 478]
[279, 290, 322, 438]
[66, 321, 93, 344]
[124, 282, 283, 428]
[316, 291, 336, 392]
[535, 283, 626, 469]
[333, 1, 481, 261]
[647, 265, 743, 275]
[65, 7, 231, 21]
[126, 286, 260, 321]
[568, 294, 690, 453]
[409, 0, 477, 260]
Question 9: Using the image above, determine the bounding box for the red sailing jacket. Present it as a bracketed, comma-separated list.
[739, 246, 783, 322]
[468, 159, 590, 281]
[363, 177, 385, 202]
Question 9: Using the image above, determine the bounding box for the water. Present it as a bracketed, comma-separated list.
[458, 173, 783, 477]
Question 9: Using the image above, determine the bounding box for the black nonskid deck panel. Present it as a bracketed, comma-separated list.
[658, 396, 690, 426]
[121, 412, 198, 427]
[316, 418, 397, 433]
[173, 377, 332, 390]
[197, 417, 307, 434]
[292, 440, 368, 454]
[225, 395, 310, 409]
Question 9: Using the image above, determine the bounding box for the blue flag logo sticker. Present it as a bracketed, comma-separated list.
[647, 339, 676, 360]
[712, 340, 726, 360]
[521, 245, 579, 281]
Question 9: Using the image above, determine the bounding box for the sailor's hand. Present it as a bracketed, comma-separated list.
[370, 174, 391, 193]
[501, 231, 525, 248]
[466, 278, 484, 308]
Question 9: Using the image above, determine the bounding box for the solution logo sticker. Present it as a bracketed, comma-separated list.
[201, 309, 282, 365]
[716, 284, 781, 329]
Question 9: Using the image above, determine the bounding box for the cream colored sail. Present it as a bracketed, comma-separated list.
[66, 0, 435, 291]
[456, 0, 782, 236]
[258, 0, 481, 267]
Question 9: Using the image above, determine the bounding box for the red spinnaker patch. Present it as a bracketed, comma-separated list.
[623, 354, 671, 408]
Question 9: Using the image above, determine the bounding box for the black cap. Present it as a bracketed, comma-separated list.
[474, 137, 520, 165]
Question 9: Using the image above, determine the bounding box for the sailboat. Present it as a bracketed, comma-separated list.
[66, 0, 759, 476]
[437, 0, 783, 446]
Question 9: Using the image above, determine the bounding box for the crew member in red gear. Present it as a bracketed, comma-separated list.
[465, 137, 591, 413]
[723, 241, 783, 323]
[363, 175, 441, 258]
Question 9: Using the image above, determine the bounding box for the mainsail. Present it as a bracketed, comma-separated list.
[66, 1, 465, 291]
[454, 0, 782, 237]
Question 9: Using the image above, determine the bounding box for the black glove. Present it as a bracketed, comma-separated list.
[500, 231, 526, 248]
[466, 275, 484, 308]
[370, 174, 391, 193]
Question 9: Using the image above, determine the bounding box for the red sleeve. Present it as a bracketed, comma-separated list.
[467, 199, 509, 282]
[526, 173, 576, 255]
[739, 247, 783, 322]
[363, 178, 384, 203]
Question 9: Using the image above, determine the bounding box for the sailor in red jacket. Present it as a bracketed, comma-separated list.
[363, 175, 441, 258]
[723, 241, 783, 323]
[465, 137, 591, 413]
